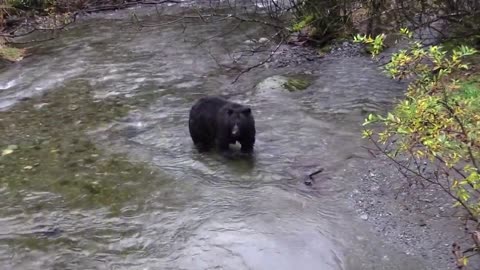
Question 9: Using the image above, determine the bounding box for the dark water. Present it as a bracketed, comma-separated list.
[0, 5, 429, 270]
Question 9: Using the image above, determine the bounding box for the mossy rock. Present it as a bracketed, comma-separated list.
[0, 46, 26, 62]
[283, 76, 313, 92]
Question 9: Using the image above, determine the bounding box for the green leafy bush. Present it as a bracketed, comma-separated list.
[356, 28, 479, 267]
[353, 33, 386, 56]
[291, 0, 351, 45]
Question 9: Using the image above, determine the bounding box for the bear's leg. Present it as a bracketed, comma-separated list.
[189, 118, 213, 152]
[191, 130, 213, 152]
[216, 139, 235, 159]
[239, 137, 254, 154]
[195, 142, 213, 152]
[240, 144, 254, 154]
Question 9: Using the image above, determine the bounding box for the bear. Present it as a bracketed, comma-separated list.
[188, 96, 256, 156]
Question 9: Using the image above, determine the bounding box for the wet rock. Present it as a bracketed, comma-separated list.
[83, 181, 101, 194]
[36, 227, 63, 238]
[66, 160, 79, 168]
[83, 156, 97, 164]
[34, 103, 49, 109]
[32, 144, 41, 150]
[255, 75, 289, 93]
[258, 37, 269, 43]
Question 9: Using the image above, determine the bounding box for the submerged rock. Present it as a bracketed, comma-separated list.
[256, 74, 314, 93]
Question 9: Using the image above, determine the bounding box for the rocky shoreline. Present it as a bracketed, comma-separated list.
[349, 157, 470, 270]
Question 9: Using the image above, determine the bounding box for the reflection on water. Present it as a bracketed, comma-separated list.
[0, 4, 428, 270]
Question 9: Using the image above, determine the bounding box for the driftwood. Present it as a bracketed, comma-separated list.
[304, 167, 324, 186]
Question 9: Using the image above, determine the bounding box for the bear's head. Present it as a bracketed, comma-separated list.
[225, 105, 253, 138]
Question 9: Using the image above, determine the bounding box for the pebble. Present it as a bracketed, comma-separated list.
[360, 214, 369, 220]
[34, 103, 49, 109]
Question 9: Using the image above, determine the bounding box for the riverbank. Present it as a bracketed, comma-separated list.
[348, 156, 471, 270]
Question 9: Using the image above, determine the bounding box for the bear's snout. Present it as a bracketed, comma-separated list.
[231, 124, 239, 136]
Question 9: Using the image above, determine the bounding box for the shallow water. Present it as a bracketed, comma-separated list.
[0, 4, 429, 270]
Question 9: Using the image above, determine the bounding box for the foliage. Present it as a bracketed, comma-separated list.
[356, 28, 479, 267]
[353, 32, 386, 56]
[0, 2, 16, 27]
[0, 0, 70, 62]
[291, 0, 352, 45]
[292, 14, 313, 32]
[290, 0, 479, 48]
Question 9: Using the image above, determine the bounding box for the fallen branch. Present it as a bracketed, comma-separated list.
[304, 168, 324, 186]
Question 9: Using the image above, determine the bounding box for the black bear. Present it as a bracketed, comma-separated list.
[188, 96, 256, 155]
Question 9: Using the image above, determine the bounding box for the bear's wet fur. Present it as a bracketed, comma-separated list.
[188, 96, 255, 155]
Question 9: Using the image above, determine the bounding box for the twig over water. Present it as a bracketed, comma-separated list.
[231, 32, 283, 84]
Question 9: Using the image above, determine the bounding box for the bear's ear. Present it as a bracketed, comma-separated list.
[227, 109, 234, 115]
[242, 107, 251, 115]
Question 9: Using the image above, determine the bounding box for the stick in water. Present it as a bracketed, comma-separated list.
[304, 168, 324, 186]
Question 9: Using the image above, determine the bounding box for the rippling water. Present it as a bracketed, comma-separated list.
[0, 4, 430, 270]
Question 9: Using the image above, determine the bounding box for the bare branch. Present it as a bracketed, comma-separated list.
[231, 35, 282, 84]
